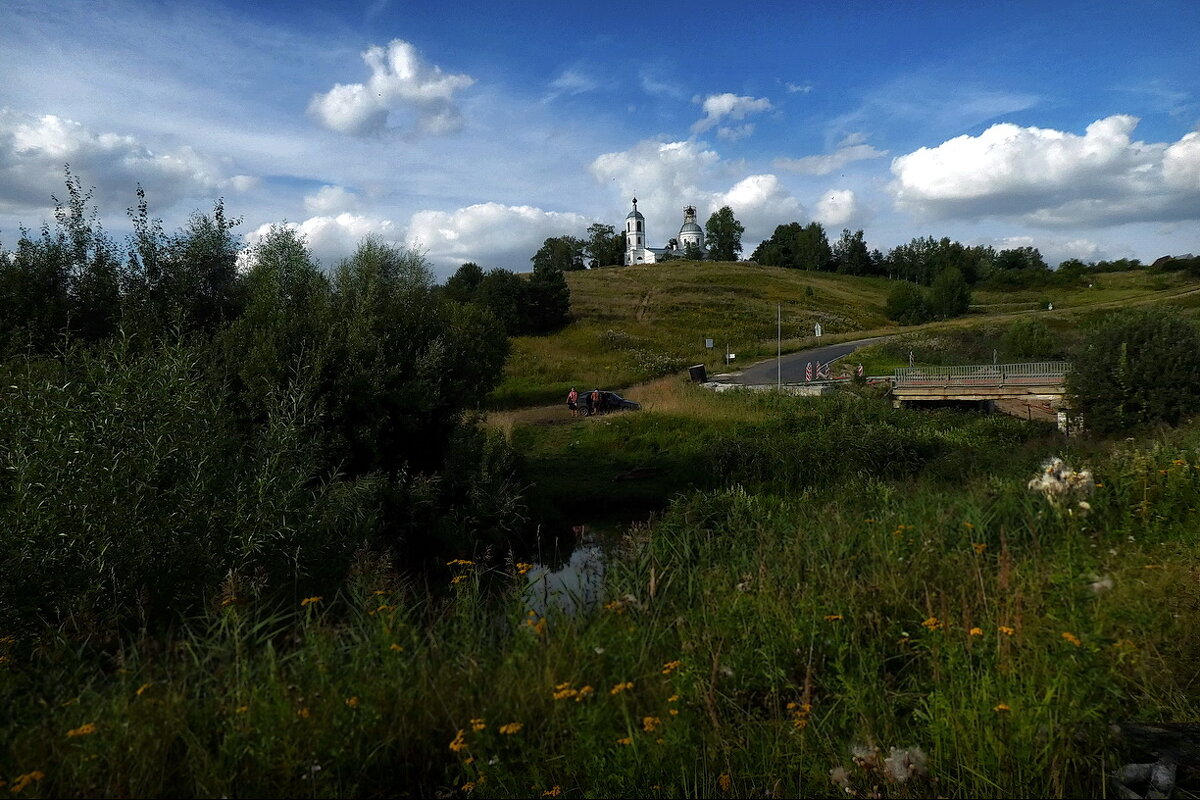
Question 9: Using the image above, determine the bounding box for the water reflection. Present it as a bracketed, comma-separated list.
[523, 537, 605, 617]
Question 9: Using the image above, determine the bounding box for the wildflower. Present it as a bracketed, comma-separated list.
[297, 707, 310, 719]
[471, 718, 486, 731]
[830, 766, 851, 790]
[449, 729, 468, 752]
[719, 773, 732, 792]
[575, 685, 594, 701]
[220, 597, 237, 607]
[553, 687, 578, 701]
[498, 722, 523, 735]
[1028, 457, 1094, 506]
[515, 562, 535, 575]
[300, 596, 322, 607]
[542, 788, 562, 798]
[616, 736, 633, 745]
[446, 559, 474, 566]
[972, 542, 987, 554]
[969, 627, 983, 637]
[883, 746, 928, 783]
[451, 575, 468, 585]
[610, 681, 634, 695]
[66, 723, 96, 738]
[373, 589, 387, 596]
[524, 616, 547, 636]
[345, 697, 359, 708]
[235, 705, 249, 714]
[462, 781, 476, 792]
[669, 708, 679, 716]
[921, 616, 942, 631]
[824, 614, 844, 622]
[667, 694, 680, 703]
[604, 600, 626, 614]
[661, 660, 682, 674]
[9, 772, 44, 794]
[389, 643, 405, 652]
[373, 604, 396, 615]
[998, 625, 1015, 636]
[136, 682, 153, 696]
[642, 716, 662, 733]
[963, 521, 975, 529]
[994, 703, 1011, 712]
[851, 744, 880, 769]
[1062, 631, 1082, 647]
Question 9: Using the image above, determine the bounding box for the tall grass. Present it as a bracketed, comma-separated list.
[6, 391, 1199, 797]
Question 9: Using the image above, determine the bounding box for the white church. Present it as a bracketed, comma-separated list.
[624, 198, 706, 265]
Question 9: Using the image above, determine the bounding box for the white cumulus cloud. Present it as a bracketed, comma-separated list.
[814, 189, 860, 229]
[244, 212, 401, 268]
[712, 174, 803, 243]
[303, 184, 359, 214]
[0, 108, 236, 218]
[407, 202, 591, 273]
[890, 115, 1200, 227]
[692, 93, 772, 134]
[308, 39, 475, 136]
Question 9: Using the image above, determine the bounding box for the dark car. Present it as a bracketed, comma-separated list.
[580, 390, 640, 416]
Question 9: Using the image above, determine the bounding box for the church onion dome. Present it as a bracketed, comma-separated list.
[679, 221, 703, 234]
[626, 197, 644, 220]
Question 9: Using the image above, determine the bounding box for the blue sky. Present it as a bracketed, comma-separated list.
[2, 0, 1198, 275]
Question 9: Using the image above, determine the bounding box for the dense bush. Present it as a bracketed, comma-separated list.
[1068, 307, 1200, 434]
[1003, 317, 1057, 359]
[885, 281, 930, 324]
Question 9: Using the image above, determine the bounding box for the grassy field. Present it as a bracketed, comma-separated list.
[493, 263, 1200, 407]
[8, 385, 1200, 797]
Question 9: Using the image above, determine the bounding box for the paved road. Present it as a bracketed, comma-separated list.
[725, 336, 892, 384]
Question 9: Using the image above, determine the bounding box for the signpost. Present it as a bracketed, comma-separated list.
[814, 322, 822, 337]
[777, 303, 781, 389]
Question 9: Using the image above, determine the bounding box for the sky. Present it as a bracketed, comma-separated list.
[2, 0, 1198, 276]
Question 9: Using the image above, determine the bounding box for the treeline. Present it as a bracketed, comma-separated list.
[0, 172, 527, 632]
[443, 259, 570, 336]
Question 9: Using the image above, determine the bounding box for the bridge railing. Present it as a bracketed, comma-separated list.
[893, 361, 1070, 387]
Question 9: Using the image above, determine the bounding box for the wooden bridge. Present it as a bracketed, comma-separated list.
[891, 362, 1070, 420]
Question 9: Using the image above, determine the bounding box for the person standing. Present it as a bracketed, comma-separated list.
[590, 388, 602, 416]
[567, 387, 579, 417]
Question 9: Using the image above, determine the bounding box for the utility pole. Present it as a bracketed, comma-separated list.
[777, 303, 782, 389]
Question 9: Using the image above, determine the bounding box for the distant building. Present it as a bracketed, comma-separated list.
[623, 198, 707, 265]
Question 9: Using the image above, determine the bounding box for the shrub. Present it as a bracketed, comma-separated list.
[1068, 308, 1200, 434]
[927, 267, 971, 319]
[1003, 317, 1057, 359]
[885, 282, 929, 325]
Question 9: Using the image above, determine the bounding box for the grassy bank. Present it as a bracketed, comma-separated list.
[8, 387, 1198, 797]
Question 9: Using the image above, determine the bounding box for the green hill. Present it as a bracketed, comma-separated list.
[492, 261, 1200, 408]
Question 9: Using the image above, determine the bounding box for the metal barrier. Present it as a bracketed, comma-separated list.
[893, 362, 1070, 387]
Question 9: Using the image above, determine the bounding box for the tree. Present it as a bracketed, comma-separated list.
[445, 262, 484, 303]
[531, 236, 584, 272]
[885, 282, 930, 325]
[477, 268, 527, 334]
[524, 262, 571, 333]
[683, 240, 704, 260]
[832, 229, 871, 276]
[927, 267, 971, 319]
[583, 223, 624, 268]
[1069, 308, 1200, 434]
[1002, 318, 1056, 359]
[750, 221, 831, 270]
[704, 206, 744, 261]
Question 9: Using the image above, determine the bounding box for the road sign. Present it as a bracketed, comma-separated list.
[805, 362, 813, 381]
[705, 338, 714, 349]
[814, 322, 822, 337]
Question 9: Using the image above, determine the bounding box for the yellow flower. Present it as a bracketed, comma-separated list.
[462, 781, 476, 792]
[389, 643, 405, 652]
[998, 625, 1015, 636]
[8, 772, 44, 794]
[603, 600, 626, 614]
[963, 521, 975, 529]
[972, 542, 987, 554]
[969, 627, 983, 637]
[610, 681, 634, 695]
[235, 705, 249, 714]
[66, 723, 96, 738]
[373, 589, 387, 596]
[823, 614, 843, 622]
[300, 596, 322, 607]
[642, 716, 662, 733]
[516, 562, 535, 575]
[667, 694, 680, 703]
[451, 575, 468, 585]
[446, 559, 475, 566]
[616, 736, 633, 746]
[669, 708, 679, 716]
[994, 703, 1011, 712]
[921, 616, 942, 631]
[471, 718, 486, 732]
[345, 696, 359, 708]
[575, 685, 594, 701]
[719, 773, 732, 792]
[498, 722, 523, 735]
[136, 682, 153, 696]
[524, 616, 547, 636]
[553, 687, 578, 700]
[449, 728, 468, 753]
[661, 660, 682, 674]
[1062, 631, 1082, 647]
[542, 787, 562, 798]
[297, 707, 310, 719]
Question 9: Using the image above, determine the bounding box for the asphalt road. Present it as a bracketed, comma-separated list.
[726, 336, 893, 384]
